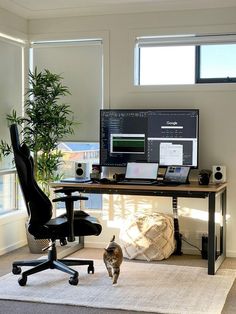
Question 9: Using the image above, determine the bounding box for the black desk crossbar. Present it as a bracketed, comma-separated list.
[56, 186, 210, 199]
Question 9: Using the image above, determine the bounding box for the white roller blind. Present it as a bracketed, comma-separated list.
[0, 39, 23, 137]
[136, 33, 236, 47]
[31, 40, 103, 142]
[0, 38, 23, 169]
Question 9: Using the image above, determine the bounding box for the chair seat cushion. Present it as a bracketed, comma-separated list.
[28, 212, 102, 239]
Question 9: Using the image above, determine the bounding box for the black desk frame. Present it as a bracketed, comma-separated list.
[52, 182, 227, 275]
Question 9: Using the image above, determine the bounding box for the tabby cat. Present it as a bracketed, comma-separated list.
[103, 235, 123, 284]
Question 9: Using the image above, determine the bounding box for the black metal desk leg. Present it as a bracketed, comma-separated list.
[208, 192, 216, 275]
[172, 196, 182, 255]
[221, 189, 227, 257]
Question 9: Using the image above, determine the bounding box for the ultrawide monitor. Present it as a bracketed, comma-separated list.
[100, 109, 199, 168]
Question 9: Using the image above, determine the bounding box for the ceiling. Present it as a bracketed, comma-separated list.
[0, 0, 236, 19]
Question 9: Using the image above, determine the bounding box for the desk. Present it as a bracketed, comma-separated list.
[51, 181, 227, 275]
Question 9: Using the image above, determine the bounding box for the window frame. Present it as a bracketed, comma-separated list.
[195, 45, 236, 84]
[135, 34, 236, 86]
[57, 140, 102, 211]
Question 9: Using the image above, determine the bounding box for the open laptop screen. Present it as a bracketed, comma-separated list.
[125, 162, 159, 180]
[164, 166, 190, 183]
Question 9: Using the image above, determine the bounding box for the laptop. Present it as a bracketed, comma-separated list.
[117, 162, 159, 185]
[158, 166, 190, 185]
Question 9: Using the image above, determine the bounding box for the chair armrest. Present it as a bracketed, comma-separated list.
[52, 194, 87, 242]
[54, 188, 88, 200]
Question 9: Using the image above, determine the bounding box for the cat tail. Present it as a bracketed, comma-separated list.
[111, 235, 115, 242]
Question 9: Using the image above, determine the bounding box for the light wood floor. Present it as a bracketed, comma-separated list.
[0, 246, 236, 313]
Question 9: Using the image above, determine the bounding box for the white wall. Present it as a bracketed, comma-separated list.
[0, 7, 27, 39]
[28, 7, 236, 256]
[0, 211, 27, 255]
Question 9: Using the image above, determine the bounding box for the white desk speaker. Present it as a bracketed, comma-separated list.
[212, 165, 226, 183]
[75, 162, 89, 179]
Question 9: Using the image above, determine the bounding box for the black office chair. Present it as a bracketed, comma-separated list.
[10, 124, 102, 286]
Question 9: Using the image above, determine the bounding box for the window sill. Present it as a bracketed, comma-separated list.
[131, 83, 236, 93]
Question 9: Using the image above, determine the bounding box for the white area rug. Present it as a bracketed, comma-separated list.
[0, 259, 235, 314]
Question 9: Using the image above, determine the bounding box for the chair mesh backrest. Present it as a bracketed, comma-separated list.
[10, 124, 52, 226]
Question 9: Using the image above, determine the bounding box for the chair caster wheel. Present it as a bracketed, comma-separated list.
[88, 265, 94, 274]
[12, 266, 21, 275]
[18, 276, 27, 286]
[69, 276, 78, 285]
[60, 238, 67, 246]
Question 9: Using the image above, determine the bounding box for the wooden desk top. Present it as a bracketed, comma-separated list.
[51, 180, 227, 194]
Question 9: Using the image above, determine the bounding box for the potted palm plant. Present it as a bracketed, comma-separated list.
[1, 67, 76, 194]
[0, 67, 77, 252]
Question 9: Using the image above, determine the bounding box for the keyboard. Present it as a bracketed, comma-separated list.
[154, 181, 180, 186]
[117, 180, 157, 185]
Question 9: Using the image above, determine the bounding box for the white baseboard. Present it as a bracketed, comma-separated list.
[0, 240, 27, 256]
[85, 241, 202, 255]
[224, 251, 236, 258]
[85, 241, 236, 259]
[85, 241, 107, 249]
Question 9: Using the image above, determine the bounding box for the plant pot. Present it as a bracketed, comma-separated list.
[25, 221, 50, 254]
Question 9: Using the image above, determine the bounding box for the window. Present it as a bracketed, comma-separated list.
[196, 44, 236, 83]
[139, 46, 195, 85]
[136, 34, 236, 85]
[30, 39, 104, 211]
[57, 142, 102, 210]
[30, 39, 103, 142]
[0, 170, 24, 215]
[0, 34, 25, 213]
